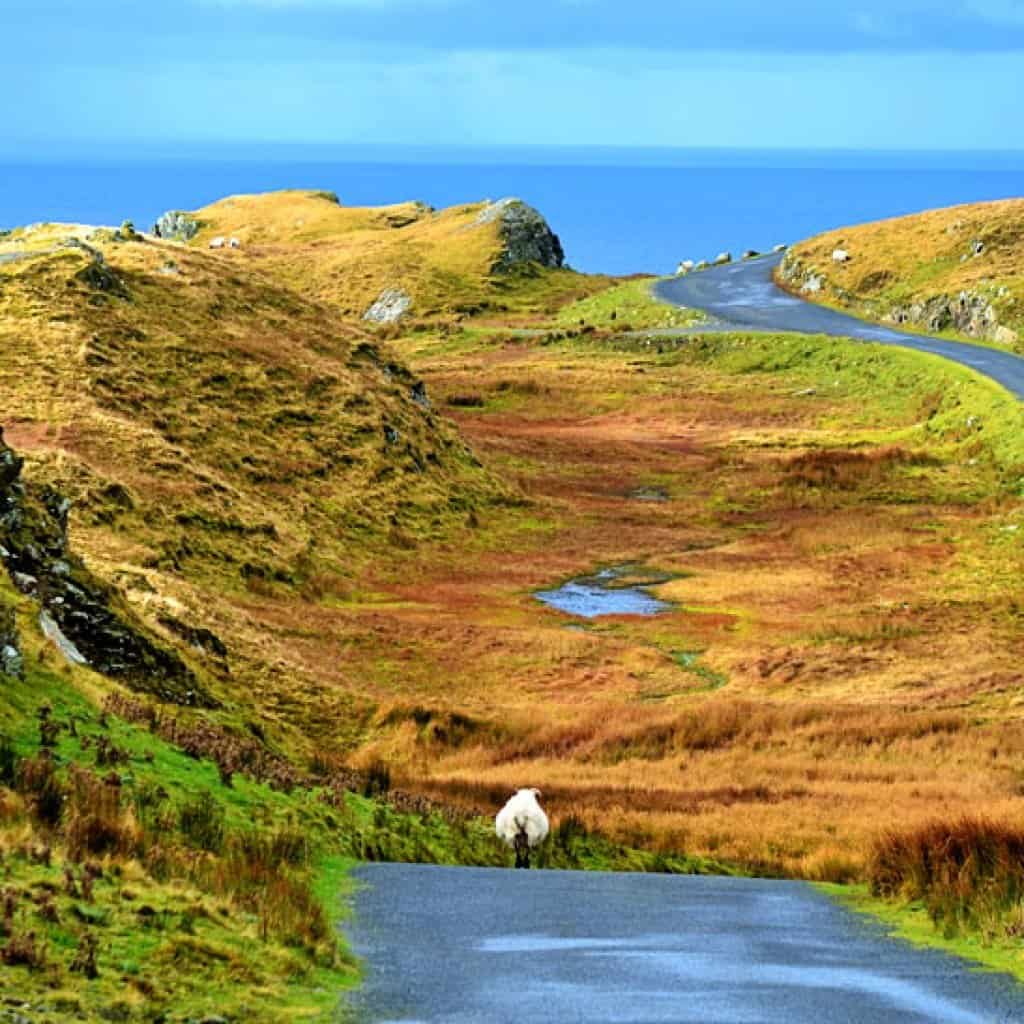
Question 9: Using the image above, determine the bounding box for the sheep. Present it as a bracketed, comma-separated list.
[495, 788, 549, 869]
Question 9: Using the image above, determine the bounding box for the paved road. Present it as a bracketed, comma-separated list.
[654, 254, 1024, 400]
[345, 864, 1024, 1024]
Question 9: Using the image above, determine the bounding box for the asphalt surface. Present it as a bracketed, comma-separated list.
[654, 254, 1024, 400]
[346, 864, 1024, 1024]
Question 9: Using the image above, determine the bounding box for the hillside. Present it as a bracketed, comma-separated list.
[0, 219, 513, 754]
[777, 198, 1024, 349]
[152, 189, 609, 321]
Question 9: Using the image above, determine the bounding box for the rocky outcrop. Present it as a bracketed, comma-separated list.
[476, 198, 565, 272]
[152, 210, 200, 242]
[364, 287, 413, 324]
[0, 427, 213, 705]
[0, 605, 22, 678]
[778, 253, 1018, 345]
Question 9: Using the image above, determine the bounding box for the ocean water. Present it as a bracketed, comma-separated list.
[2, 148, 1022, 276]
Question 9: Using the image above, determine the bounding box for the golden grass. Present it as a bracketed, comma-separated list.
[784, 197, 1024, 342]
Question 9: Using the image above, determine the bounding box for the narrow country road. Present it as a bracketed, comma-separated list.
[345, 864, 1024, 1023]
[654, 254, 1024, 400]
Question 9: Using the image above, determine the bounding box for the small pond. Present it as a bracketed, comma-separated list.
[534, 566, 672, 619]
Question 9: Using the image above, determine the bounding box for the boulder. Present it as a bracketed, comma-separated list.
[695, 260, 710, 271]
[209, 236, 226, 250]
[476, 198, 565, 272]
[832, 249, 850, 263]
[801, 274, 824, 294]
[229, 237, 241, 249]
[773, 244, 788, 253]
[676, 260, 695, 275]
[152, 210, 199, 242]
[742, 250, 760, 261]
[713, 251, 732, 266]
[364, 287, 413, 324]
[994, 325, 1019, 346]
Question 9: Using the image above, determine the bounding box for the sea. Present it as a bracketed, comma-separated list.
[2, 146, 1023, 276]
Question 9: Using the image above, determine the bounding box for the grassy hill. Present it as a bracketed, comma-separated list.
[157, 189, 611, 321]
[777, 198, 1024, 348]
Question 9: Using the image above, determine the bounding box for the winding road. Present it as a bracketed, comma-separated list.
[346, 864, 1024, 1023]
[654, 253, 1024, 400]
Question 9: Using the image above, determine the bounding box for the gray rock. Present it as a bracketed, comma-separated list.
[694, 260, 710, 271]
[411, 382, 431, 409]
[153, 210, 200, 242]
[742, 250, 760, 260]
[773, 244, 788, 253]
[209, 236, 226, 250]
[676, 260, 695, 275]
[39, 610, 88, 665]
[477, 198, 565, 272]
[832, 248, 850, 263]
[801, 274, 824, 294]
[364, 288, 412, 324]
[712, 251, 732, 266]
[0, 644, 21, 677]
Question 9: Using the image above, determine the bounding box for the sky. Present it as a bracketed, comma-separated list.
[4, 0, 1024, 153]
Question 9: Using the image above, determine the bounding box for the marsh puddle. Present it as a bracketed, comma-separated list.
[535, 566, 671, 619]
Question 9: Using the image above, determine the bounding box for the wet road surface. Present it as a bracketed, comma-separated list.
[346, 864, 1024, 1023]
[654, 254, 1024, 399]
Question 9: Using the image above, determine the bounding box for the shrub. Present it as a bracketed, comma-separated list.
[870, 817, 1024, 935]
[179, 791, 225, 853]
[17, 752, 65, 828]
[64, 766, 137, 861]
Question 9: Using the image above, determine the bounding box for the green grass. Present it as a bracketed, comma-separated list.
[555, 278, 704, 330]
[821, 884, 1024, 984]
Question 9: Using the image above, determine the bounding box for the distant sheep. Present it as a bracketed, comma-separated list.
[495, 788, 549, 869]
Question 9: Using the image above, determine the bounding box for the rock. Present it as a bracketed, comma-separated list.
[0, 430, 213, 705]
[228, 237, 241, 249]
[742, 250, 760, 260]
[0, 606, 21, 678]
[994, 325, 1019, 346]
[152, 210, 199, 242]
[676, 260, 695, 275]
[972, 240, 985, 257]
[773, 244, 788, 253]
[832, 249, 850, 263]
[801, 274, 824, 294]
[712, 251, 732, 266]
[39, 610, 88, 665]
[410, 381, 431, 409]
[364, 288, 412, 324]
[209, 236, 225, 250]
[694, 260, 710, 271]
[476, 198, 565, 272]
[383, 425, 400, 446]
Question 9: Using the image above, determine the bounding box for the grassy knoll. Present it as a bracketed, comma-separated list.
[780, 198, 1024, 348]
[554, 277, 704, 330]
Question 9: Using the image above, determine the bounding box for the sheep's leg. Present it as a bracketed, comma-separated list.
[514, 827, 530, 869]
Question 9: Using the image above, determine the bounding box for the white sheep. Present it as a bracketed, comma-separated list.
[495, 788, 549, 869]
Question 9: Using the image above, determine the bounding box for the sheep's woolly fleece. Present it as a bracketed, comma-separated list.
[495, 789, 550, 848]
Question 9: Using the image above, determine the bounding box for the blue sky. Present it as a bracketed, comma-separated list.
[5, 0, 1024, 152]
